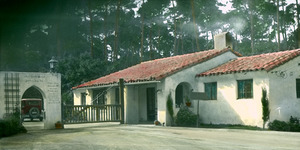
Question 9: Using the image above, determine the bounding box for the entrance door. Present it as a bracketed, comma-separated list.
[147, 88, 156, 121]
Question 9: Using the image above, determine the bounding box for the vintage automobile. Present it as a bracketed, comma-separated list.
[21, 98, 43, 121]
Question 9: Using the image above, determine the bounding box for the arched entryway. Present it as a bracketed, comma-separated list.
[21, 86, 45, 122]
[175, 82, 192, 108]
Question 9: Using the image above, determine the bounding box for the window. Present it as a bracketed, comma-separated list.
[92, 89, 106, 105]
[237, 79, 253, 99]
[81, 93, 86, 105]
[205, 82, 217, 100]
[297, 79, 300, 98]
[175, 84, 183, 107]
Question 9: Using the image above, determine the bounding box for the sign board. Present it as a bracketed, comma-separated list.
[190, 92, 210, 100]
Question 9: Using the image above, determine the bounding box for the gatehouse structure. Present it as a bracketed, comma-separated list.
[0, 71, 61, 129]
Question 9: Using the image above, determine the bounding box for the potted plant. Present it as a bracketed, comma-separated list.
[185, 96, 191, 107]
[55, 121, 64, 129]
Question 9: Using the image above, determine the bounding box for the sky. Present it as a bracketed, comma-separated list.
[218, 0, 296, 13]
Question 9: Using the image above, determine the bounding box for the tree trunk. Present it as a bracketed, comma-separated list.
[173, 19, 177, 55]
[157, 25, 161, 57]
[249, 0, 255, 54]
[171, 0, 177, 55]
[149, 25, 153, 60]
[55, 0, 62, 58]
[180, 18, 184, 55]
[140, 0, 144, 62]
[281, 0, 287, 50]
[103, 3, 108, 61]
[88, 0, 94, 57]
[276, 0, 281, 51]
[296, 0, 300, 48]
[114, 0, 121, 61]
[191, 0, 200, 51]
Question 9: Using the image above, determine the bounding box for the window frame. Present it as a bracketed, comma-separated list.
[204, 82, 217, 100]
[237, 79, 253, 99]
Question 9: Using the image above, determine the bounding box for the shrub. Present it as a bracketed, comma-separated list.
[268, 120, 290, 131]
[289, 116, 300, 132]
[268, 116, 300, 132]
[166, 93, 174, 124]
[0, 110, 27, 138]
[261, 88, 270, 129]
[175, 106, 197, 127]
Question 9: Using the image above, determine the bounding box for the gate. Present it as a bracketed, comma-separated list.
[62, 104, 121, 124]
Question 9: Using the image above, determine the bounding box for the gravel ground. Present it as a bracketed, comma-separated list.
[0, 122, 300, 150]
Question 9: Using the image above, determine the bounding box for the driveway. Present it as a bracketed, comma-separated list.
[1, 122, 300, 150]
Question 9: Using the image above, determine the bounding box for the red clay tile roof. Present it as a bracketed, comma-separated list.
[73, 48, 240, 89]
[197, 49, 300, 77]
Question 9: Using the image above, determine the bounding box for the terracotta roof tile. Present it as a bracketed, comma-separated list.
[197, 49, 300, 77]
[73, 48, 239, 89]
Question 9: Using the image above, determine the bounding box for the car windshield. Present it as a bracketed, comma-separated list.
[28, 101, 40, 105]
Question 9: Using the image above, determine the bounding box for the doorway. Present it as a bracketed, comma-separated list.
[147, 87, 156, 121]
[21, 86, 44, 122]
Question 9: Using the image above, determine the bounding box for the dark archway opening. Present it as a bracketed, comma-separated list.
[175, 82, 192, 108]
[21, 86, 44, 122]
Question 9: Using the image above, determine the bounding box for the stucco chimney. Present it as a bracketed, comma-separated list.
[214, 32, 233, 50]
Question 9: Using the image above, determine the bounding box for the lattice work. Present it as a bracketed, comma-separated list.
[4, 73, 20, 117]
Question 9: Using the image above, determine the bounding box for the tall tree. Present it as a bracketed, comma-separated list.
[113, 0, 121, 61]
[190, 0, 200, 51]
[140, 0, 145, 62]
[277, 0, 281, 51]
[87, 0, 94, 57]
[248, 0, 255, 54]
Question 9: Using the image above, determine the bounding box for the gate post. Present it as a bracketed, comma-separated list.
[119, 78, 125, 124]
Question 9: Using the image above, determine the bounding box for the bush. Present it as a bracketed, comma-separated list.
[175, 106, 197, 127]
[166, 93, 174, 122]
[268, 116, 300, 132]
[268, 120, 290, 131]
[0, 111, 27, 138]
[289, 116, 300, 132]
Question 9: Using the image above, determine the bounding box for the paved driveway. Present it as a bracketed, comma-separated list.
[1, 122, 300, 150]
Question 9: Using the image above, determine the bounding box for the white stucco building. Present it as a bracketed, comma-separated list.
[196, 49, 300, 127]
[72, 33, 300, 127]
[72, 47, 240, 125]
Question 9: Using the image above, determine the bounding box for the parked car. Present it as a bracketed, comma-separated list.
[21, 99, 43, 121]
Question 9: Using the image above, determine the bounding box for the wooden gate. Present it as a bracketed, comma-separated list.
[62, 104, 121, 124]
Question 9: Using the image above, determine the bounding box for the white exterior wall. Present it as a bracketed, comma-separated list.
[197, 72, 269, 127]
[268, 57, 300, 122]
[157, 51, 239, 126]
[0, 71, 61, 129]
[73, 87, 117, 105]
[73, 89, 93, 105]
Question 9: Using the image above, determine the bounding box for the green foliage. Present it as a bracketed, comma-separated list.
[261, 88, 270, 129]
[199, 124, 261, 130]
[0, 110, 27, 138]
[57, 52, 111, 104]
[166, 93, 174, 122]
[2, 0, 300, 72]
[175, 106, 197, 127]
[268, 116, 300, 132]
